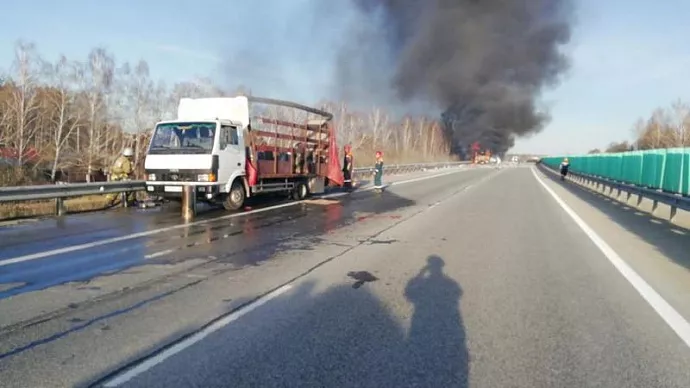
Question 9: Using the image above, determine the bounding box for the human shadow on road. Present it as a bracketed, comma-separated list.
[404, 255, 468, 386]
[538, 164, 690, 272]
[107, 255, 469, 388]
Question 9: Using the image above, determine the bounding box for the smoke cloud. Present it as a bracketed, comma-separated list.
[338, 0, 574, 155]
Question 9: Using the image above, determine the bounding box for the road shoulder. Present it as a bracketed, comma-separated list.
[532, 166, 690, 328]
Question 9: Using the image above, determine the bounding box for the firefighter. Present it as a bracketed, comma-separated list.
[106, 147, 136, 206]
[559, 157, 570, 181]
[294, 142, 304, 174]
[373, 151, 384, 192]
[342, 145, 354, 190]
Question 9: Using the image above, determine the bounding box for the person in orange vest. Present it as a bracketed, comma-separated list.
[342, 145, 354, 190]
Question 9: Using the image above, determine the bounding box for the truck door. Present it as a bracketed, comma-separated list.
[217, 124, 245, 187]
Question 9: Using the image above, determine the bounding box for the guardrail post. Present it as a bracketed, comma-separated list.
[651, 200, 659, 214]
[120, 192, 129, 208]
[55, 198, 66, 216]
[181, 185, 196, 221]
[670, 205, 678, 221]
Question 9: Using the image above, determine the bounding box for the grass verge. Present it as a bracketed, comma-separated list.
[0, 195, 113, 221]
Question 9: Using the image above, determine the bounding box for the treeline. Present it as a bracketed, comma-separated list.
[0, 41, 454, 186]
[588, 99, 690, 154]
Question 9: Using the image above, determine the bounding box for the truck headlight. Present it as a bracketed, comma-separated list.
[148, 173, 156, 181]
[197, 173, 217, 182]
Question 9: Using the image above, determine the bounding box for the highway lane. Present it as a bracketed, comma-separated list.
[0, 168, 463, 302]
[2, 165, 689, 387]
[91, 166, 690, 388]
[0, 167, 457, 261]
[0, 186, 329, 260]
[0, 167, 492, 387]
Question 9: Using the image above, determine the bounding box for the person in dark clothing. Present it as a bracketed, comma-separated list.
[559, 158, 570, 181]
[343, 145, 354, 190]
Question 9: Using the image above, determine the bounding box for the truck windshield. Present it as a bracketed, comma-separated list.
[148, 122, 216, 154]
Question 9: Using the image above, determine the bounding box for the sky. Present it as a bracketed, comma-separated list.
[1, 0, 689, 155]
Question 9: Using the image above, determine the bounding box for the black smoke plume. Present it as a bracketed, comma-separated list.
[342, 0, 574, 156]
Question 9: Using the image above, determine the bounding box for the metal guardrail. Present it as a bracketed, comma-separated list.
[539, 162, 690, 220]
[0, 181, 146, 203]
[0, 161, 470, 204]
[351, 161, 468, 177]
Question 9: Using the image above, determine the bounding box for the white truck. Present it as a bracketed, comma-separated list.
[144, 96, 344, 210]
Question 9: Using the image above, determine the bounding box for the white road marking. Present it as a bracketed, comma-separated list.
[318, 168, 462, 198]
[531, 168, 690, 349]
[102, 284, 293, 387]
[0, 168, 469, 267]
[144, 249, 176, 259]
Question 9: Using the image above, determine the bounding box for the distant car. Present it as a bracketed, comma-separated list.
[512, 156, 519, 163]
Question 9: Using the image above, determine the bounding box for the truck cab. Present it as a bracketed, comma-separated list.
[144, 97, 249, 207]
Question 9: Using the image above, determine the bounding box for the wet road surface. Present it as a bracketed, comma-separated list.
[0, 169, 457, 300]
[2, 166, 690, 387]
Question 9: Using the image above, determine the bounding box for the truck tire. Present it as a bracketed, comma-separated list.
[293, 181, 309, 200]
[223, 181, 245, 211]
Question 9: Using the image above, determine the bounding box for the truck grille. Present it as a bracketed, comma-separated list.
[160, 172, 197, 182]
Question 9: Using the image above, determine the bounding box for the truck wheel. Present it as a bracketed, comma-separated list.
[223, 181, 245, 210]
[293, 182, 309, 200]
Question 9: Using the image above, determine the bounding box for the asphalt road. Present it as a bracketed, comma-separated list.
[2, 165, 690, 387]
[0, 168, 455, 302]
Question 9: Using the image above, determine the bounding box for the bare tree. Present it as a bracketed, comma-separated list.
[630, 118, 647, 150]
[43, 56, 82, 181]
[605, 141, 631, 153]
[80, 47, 115, 181]
[6, 41, 41, 167]
[637, 108, 674, 149]
[0, 40, 460, 186]
[670, 99, 689, 147]
[0, 86, 11, 147]
[416, 117, 429, 159]
[368, 107, 388, 152]
[401, 116, 414, 156]
[120, 60, 155, 169]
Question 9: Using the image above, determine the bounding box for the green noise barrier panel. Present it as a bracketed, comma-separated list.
[541, 148, 690, 196]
